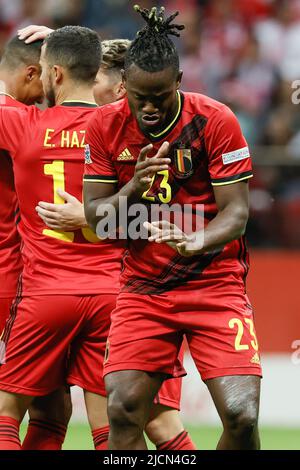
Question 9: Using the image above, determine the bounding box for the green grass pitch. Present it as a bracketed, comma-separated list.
[20, 423, 300, 450]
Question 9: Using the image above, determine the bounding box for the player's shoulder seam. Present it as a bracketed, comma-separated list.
[96, 102, 127, 119]
[182, 103, 224, 128]
[183, 92, 227, 119]
[204, 102, 236, 133]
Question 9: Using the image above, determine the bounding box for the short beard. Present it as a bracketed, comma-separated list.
[46, 86, 56, 108]
[44, 73, 56, 108]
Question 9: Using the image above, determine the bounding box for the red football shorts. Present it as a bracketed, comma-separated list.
[153, 345, 184, 410]
[0, 294, 115, 396]
[0, 298, 13, 335]
[104, 285, 262, 381]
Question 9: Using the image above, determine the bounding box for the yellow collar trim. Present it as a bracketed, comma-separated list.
[150, 91, 181, 139]
[61, 100, 97, 105]
[0, 92, 16, 100]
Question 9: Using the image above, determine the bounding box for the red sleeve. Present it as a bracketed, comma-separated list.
[83, 109, 118, 184]
[205, 105, 253, 186]
[0, 106, 26, 155]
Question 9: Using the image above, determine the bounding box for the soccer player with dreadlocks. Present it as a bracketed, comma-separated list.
[84, 5, 262, 450]
[94, 39, 195, 450]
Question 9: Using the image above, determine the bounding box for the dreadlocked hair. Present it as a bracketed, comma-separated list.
[124, 5, 184, 74]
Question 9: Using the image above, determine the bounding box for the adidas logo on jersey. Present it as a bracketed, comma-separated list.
[117, 148, 134, 161]
[250, 352, 260, 365]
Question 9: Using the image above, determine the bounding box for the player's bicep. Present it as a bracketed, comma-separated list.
[83, 180, 118, 232]
[83, 180, 117, 204]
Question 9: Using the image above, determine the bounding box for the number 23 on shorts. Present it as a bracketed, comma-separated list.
[229, 317, 259, 351]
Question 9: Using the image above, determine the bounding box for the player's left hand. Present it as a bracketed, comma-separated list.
[36, 189, 87, 231]
[144, 220, 204, 257]
[17, 25, 54, 43]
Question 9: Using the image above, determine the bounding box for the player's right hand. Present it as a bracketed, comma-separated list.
[132, 141, 170, 195]
[36, 189, 87, 231]
[17, 25, 54, 43]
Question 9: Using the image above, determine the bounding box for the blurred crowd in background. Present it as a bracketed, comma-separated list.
[0, 0, 300, 248]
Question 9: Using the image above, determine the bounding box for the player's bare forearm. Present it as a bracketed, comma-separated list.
[200, 201, 248, 253]
[145, 181, 249, 257]
[188, 181, 249, 255]
[84, 178, 145, 233]
[189, 181, 250, 255]
[84, 141, 170, 233]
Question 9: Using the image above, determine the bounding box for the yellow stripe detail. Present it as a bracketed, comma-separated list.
[83, 178, 118, 183]
[150, 91, 181, 139]
[43, 228, 74, 243]
[211, 175, 253, 186]
[61, 100, 97, 105]
[177, 150, 185, 173]
[0, 92, 16, 100]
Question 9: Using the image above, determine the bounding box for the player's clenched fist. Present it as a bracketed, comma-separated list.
[132, 141, 170, 196]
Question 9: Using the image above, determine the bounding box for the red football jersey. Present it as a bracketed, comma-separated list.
[0, 101, 124, 296]
[0, 94, 24, 298]
[84, 92, 252, 294]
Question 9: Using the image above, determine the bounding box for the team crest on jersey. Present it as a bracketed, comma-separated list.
[84, 144, 92, 164]
[174, 146, 193, 179]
